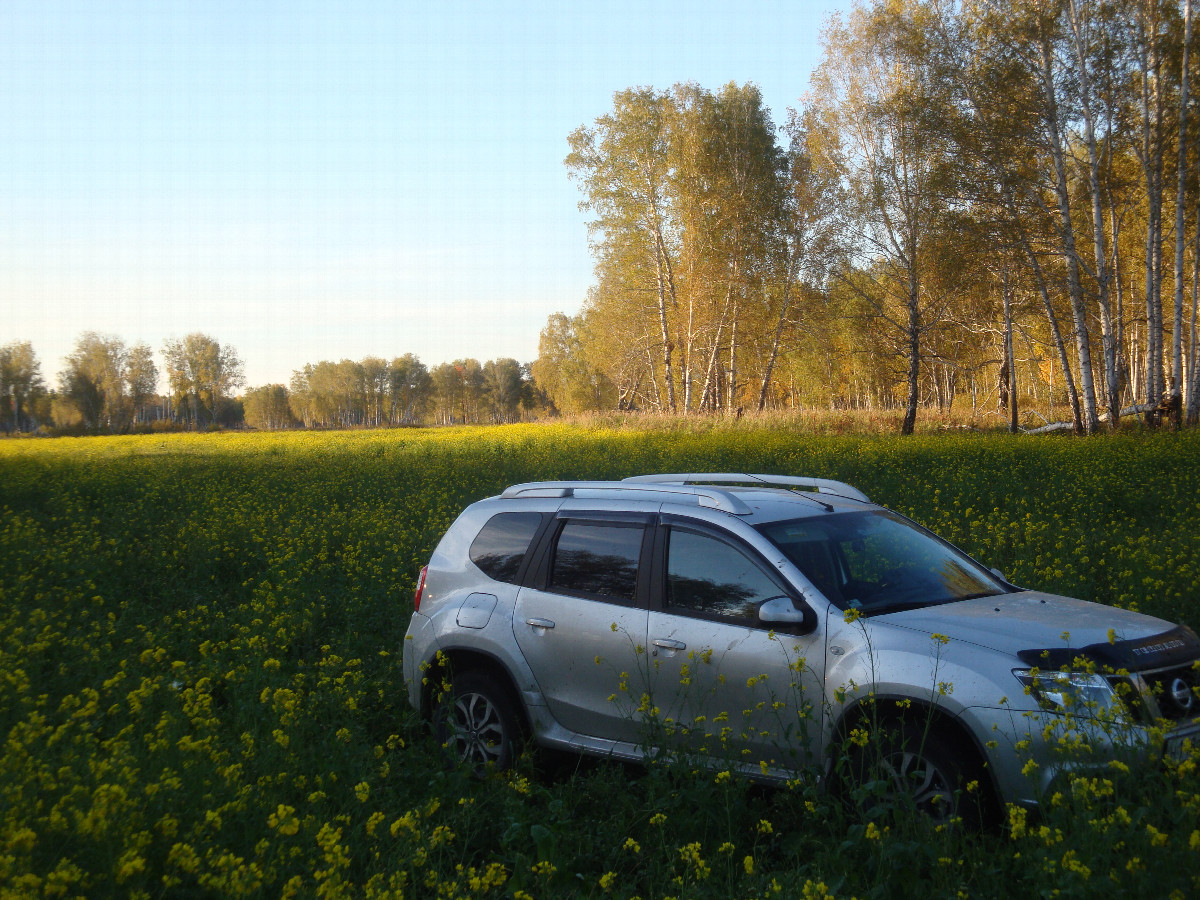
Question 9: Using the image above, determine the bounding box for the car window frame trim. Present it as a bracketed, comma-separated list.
[651, 514, 811, 630]
[525, 511, 656, 609]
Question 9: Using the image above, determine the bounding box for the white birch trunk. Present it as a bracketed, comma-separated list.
[1174, 0, 1192, 407]
[1038, 34, 1100, 433]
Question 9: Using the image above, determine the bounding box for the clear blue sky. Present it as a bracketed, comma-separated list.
[1, 0, 851, 389]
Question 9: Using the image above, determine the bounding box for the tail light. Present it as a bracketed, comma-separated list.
[414, 565, 428, 611]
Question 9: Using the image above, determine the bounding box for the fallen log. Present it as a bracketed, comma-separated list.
[1023, 420, 1075, 435]
[1021, 402, 1161, 435]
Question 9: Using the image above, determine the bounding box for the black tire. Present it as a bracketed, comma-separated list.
[433, 671, 522, 773]
[842, 723, 993, 828]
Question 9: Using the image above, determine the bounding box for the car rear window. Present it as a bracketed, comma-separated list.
[469, 512, 543, 583]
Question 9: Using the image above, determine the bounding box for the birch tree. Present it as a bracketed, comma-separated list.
[161, 333, 245, 428]
[389, 354, 431, 425]
[1123, 0, 1174, 418]
[809, 0, 962, 434]
[244, 385, 294, 430]
[567, 89, 681, 411]
[685, 83, 785, 413]
[60, 332, 131, 432]
[125, 343, 158, 426]
[757, 111, 846, 412]
[1175, 0, 1194, 417]
[0, 341, 43, 433]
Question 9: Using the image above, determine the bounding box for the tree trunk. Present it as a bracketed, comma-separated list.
[682, 292, 695, 412]
[1144, 191, 1164, 419]
[697, 283, 734, 412]
[1189, 203, 1200, 424]
[1067, 0, 1119, 428]
[1174, 0, 1192, 411]
[644, 346, 662, 411]
[1136, 9, 1166, 422]
[727, 305, 739, 414]
[1022, 236, 1083, 433]
[901, 261, 920, 436]
[651, 223, 678, 413]
[1038, 33, 1100, 433]
[1004, 269, 1018, 433]
[1111, 202, 1130, 406]
[758, 277, 795, 412]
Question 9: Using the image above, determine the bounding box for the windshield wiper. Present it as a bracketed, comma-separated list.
[862, 597, 956, 617]
[954, 590, 1004, 602]
[863, 591, 1002, 617]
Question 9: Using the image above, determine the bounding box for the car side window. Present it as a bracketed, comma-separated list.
[665, 528, 782, 623]
[550, 520, 644, 601]
[469, 512, 544, 584]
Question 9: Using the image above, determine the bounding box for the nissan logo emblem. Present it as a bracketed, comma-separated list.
[1169, 677, 1194, 712]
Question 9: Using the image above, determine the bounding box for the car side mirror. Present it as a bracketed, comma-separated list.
[758, 596, 816, 635]
[990, 567, 1007, 582]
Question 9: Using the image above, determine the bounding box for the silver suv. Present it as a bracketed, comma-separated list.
[402, 474, 1200, 820]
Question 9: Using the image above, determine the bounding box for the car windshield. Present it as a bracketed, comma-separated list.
[757, 510, 1009, 616]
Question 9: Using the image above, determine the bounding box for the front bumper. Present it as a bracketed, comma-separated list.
[1164, 718, 1200, 760]
[960, 703, 1184, 808]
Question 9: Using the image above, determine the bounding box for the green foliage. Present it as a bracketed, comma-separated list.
[243, 385, 295, 431]
[2, 427, 1200, 897]
[161, 332, 245, 428]
[533, 313, 616, 414]
[554, 0, 1200, 429]
[564, 82, 797, 416]
[57, 331, 160, 433]
[0, 340, 45, 433]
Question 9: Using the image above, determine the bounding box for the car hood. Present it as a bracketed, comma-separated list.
[876, 590, 1181, 663]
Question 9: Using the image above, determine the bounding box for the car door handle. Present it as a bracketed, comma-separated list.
[652, 639, 686, 651]
[525, 617, 556, 630]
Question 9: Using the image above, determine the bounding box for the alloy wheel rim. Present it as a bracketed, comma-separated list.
[446, 692, 505, 765]
[879, 750, 955, 821]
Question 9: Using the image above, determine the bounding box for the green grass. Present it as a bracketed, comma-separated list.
[2, 427, 1199, 898]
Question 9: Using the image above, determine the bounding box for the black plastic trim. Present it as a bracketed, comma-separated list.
[1017, 624, 1200, 672]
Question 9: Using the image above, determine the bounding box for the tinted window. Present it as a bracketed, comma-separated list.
[666, 529, 782, 622]
[469, 512, 543, 583]
[758, 511, 1006, 615]
[550, 521, 644, 600]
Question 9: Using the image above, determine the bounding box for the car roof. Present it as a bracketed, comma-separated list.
[497, 474, 874, 525]
[729, 488, 871, 524]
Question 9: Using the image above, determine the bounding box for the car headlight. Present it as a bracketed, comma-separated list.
[1013, 668, 1124, 718]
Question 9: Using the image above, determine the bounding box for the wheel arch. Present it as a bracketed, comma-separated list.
[420, 646, 531, 735]
[831, 694, 1003, 809]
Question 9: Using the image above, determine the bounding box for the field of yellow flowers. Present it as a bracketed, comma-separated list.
[2, 425, 1200, 899]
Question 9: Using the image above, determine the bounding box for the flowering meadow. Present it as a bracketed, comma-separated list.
[2, 426, 1200, 899]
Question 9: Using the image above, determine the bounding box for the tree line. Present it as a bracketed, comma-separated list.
[280, 355, 542, 429]
[0, 332, 245, 433]
[0, 334, 546, 434]
[7, 0, 1198, 437]
[538, 0, 1200, 433]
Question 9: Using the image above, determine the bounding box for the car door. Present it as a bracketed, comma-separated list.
[513, 512, 652, 744]
[646, 518, 825, 774]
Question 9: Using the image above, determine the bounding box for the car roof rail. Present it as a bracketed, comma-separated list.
[499, 481, 753, 515]
[621, 473, 870, 503]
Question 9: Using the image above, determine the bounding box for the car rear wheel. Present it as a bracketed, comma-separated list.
[434, 671, 522, 773]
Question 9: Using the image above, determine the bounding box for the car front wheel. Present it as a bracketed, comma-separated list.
[842, 723, 994, 828]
